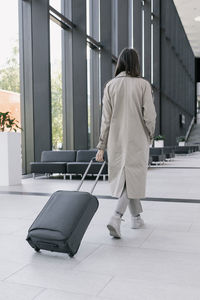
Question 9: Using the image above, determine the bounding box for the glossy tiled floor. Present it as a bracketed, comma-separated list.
[1, 152, 200, 300]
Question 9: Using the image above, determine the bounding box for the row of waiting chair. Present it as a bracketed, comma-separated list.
[30, 146, 199, 179]
[30, 150, 108, 180]
[149, 145, 199, 164]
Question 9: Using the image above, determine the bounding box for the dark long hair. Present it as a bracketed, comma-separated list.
[114, 48, 140, 77]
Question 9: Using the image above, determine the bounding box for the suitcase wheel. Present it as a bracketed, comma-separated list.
[34, 247, 40, 252]
[69, 253, 74, 258]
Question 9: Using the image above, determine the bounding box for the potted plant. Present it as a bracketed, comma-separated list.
[0, 112, 22, 186]
[154, 135, 165, 148]
[176, 136, 185, 146]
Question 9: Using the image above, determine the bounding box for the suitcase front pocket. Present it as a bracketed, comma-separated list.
[36, 241, 59, 251]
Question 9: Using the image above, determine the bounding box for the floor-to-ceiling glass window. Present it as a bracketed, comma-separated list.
[0, 0, 20, 131]
[86, 0, 101, 149]
[151, 0, 154, 84]
[50, 1, 64, 150]
[86, 44, 91, 147]
[50, 0, 61, 13]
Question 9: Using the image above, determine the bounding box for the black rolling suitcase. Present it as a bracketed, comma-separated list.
[26, 158, 106, 257]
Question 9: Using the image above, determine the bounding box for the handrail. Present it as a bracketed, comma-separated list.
[185, 117, 195, 141]
[49, 6, 75, 29]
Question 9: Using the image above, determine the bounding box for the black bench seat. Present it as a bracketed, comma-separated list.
[30, 149, 109, 179]
[150, 148, 166, 163]
[174, 146, 193, 154]
[30, 162, 67, 174]
[67, 150, 108, 179]
[30, 150, 76, 179]
[67, 162, 108, 175]
[154, 147, 175, 159]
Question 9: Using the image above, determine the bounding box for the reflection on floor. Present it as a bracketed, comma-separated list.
[0, 152, 200, 299]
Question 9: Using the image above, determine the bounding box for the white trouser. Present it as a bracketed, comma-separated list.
[115, 183, 143, 217]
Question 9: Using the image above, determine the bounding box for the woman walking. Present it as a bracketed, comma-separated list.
[96, 48, 156, 238]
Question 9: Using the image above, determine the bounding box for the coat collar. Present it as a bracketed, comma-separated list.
[116, 71, 127, 78]
[116, 71, 131, 78]
[116, 71, 141, 79]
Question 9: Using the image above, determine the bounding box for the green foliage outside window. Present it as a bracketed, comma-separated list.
[0, 42, 63, 149]
[51, 71, 63, 150]
[0, 43, 20, 93]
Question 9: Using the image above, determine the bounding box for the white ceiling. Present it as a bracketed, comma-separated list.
[173, 0, 200, 57]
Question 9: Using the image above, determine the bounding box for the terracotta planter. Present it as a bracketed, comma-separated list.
[0, 132, 22, 185]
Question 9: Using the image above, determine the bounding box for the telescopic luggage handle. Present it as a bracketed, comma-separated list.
[77, 157, 106, 194]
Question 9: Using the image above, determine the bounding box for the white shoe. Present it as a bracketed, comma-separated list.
[131, 215, 144, 229]
[107, 215, 122, 238]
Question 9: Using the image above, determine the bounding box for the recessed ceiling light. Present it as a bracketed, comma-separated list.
[194, 16, 200, 22]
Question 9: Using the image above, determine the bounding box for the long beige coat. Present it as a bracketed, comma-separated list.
[96, 71, 156, 199]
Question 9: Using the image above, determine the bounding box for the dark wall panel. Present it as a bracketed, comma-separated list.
[196, 58, 200, 82]
[152, 0, 161, 136]
[160, 0, 195, 145]
[144, 0, 151, 81]
[32, 0, 52, 159]
[117, 0, 129, 55]
[19, 0, 51, 173]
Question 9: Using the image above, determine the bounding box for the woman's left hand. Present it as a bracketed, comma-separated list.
[96, 149, 104, 162]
